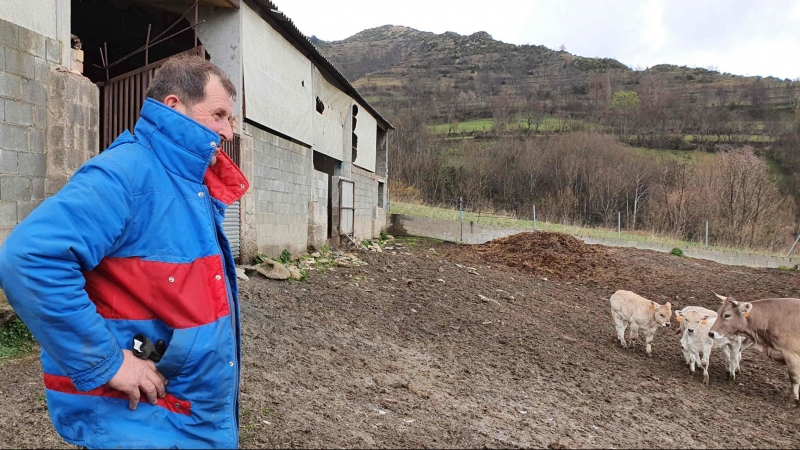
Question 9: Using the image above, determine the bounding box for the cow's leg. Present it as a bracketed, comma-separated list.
[644, 330, 655, 357]
[612, 312, 628, 348]
[720, 345, 734, 381]
[629, 323, 640, 351]
[730, 339, 742, 376]
[680, 332, 691, 367]
[783, 354, 800, 406]
[701, 343, 713, 385]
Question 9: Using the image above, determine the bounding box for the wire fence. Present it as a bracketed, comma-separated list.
[390, 198, 800, 259]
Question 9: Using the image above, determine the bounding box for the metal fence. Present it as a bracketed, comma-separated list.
[98, 46, 205, 150]
[221, 134, 241, 167]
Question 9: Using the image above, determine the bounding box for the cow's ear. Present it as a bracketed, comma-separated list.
[740, 302, 753, 317]
[675, 310, 684, 318]
[650, 301, 656, 310]
[665, 302, 671, 309]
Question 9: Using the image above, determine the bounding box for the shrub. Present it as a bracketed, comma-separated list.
[0, 316, 35, 359]
[670, 248, 685, 257]
[279, 249, 292, 265]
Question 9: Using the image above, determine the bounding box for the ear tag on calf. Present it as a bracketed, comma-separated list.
[701, 319, 707, 325]
[676, 316, 682, 322]
[744, 312, 750, 318]
[649, 303, 655, 311]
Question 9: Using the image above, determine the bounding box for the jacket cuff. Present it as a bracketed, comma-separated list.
[71, 344, 124, 392]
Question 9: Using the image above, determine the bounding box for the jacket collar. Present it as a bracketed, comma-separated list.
[134, 99, 249, 205]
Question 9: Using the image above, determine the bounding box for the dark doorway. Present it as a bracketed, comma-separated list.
[72, 0, 203, 151]
[313, 151, 339, 239]
[72, 0, 199, 83]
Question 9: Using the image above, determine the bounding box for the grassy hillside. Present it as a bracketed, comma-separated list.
[314, 25, 799, 125]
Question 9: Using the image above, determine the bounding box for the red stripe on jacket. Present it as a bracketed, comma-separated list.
[44, 374, 191, 416]
[205, 150, 249, 206]
[84, 255, 230, 329]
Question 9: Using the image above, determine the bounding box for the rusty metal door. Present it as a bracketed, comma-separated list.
[220, 135, 242, 259]
[340, 180, 354, 236]
[98, 46, 205, 150]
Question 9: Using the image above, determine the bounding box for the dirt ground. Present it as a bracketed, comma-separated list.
[2, 233, 800, 448]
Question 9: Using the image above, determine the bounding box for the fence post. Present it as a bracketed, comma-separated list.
[459, 197, 464, 244]
[788, 232, 800, 258]
[533, 204, 536, 230]
[705, 221, 709, 248]
[617, 212, 621, 238]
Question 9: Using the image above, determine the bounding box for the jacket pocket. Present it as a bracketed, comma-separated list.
[156, 327, 201, 379]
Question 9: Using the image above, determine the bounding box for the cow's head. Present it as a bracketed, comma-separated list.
[676, 309, 713, 335]
[651, 301, 672, 327]
[709, 294, 752, 339]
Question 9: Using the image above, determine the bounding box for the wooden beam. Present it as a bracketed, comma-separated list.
[133, 0, 239, 9]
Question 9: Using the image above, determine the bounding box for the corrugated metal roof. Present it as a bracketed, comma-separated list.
[250, 0, 394, 130]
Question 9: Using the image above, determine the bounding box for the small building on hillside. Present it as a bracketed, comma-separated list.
[0, 0, 392, 262]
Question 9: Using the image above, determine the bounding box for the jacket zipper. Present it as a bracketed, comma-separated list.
[203, 185, 240, 445]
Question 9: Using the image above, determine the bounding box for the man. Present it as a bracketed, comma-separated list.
[0, 56, 248, 448]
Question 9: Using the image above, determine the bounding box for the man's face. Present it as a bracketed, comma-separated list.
[168, 76, 234, 166]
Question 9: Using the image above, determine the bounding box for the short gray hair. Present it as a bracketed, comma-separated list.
[146, 55, 236, 107]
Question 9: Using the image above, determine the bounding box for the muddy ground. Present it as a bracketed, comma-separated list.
[2, 233, 800, 448]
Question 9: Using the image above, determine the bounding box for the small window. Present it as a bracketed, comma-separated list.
[378, 182, 385, 207]
[351, 133, 358, 162]
[316, 97, 325, 114]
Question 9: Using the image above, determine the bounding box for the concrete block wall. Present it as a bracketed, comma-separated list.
[307, 170, 328, 251]
[0, 18, 60, 244]
[45, 71, 99, 196]
[352, 166, 386, 239]
[313, 170, 328, 226]
[247, 123, 313, 257]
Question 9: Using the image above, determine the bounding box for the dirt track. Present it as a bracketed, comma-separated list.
[2, 233, 800, 448]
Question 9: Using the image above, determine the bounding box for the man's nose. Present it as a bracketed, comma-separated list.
[219, 120, 234, 142]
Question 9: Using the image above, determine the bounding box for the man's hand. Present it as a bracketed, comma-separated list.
[107, 349, 168, 410]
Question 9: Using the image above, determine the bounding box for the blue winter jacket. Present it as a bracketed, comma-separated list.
[0, 98, 249, 448]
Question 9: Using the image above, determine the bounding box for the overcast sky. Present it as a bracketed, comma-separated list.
[273, 0, 800, 80]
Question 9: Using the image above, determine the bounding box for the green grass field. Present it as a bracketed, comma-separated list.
[628, 147, 716, 163]
[430, 116, 600, 134]
[389, 201, 788, 258]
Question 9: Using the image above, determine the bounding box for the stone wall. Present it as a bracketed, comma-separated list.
[0, 18, 61, 244]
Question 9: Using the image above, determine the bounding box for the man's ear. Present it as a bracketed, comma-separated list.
[162, 94, 187, 114]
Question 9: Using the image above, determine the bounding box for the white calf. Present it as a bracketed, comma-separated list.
[610, 290, 672, 357]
